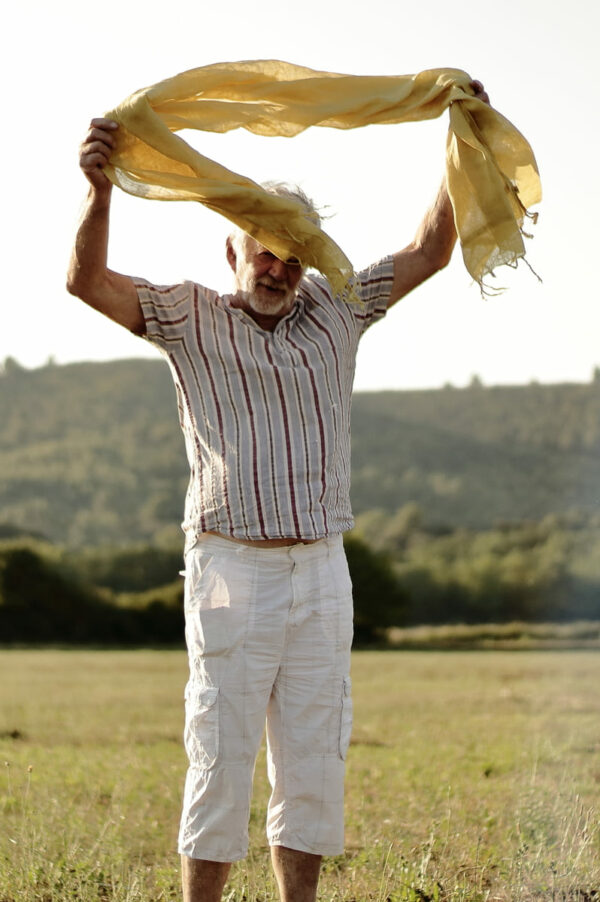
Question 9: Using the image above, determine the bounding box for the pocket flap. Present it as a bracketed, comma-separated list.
[184, 683, 219, 710]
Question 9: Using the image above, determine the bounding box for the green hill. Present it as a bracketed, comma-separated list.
[350, 382, 600, 528]
[1, 358, 599, 547]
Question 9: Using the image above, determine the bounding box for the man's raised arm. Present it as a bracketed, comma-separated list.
[387, 79, 490, 308]
[66, 118, 145, 335]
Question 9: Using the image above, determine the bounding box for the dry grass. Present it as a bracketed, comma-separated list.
[1, 649, 599, 900]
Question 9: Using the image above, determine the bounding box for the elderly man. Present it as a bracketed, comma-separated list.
[67, 79, 488, 902]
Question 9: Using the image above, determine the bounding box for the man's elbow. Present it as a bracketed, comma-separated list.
[66, 273, 85, 300]
[66, 269, 110, 309]
[65, 265, 98, 303]
[65, 270, 146, 335]
[433, 246, 454, 273]
[421, 236, 457, 278]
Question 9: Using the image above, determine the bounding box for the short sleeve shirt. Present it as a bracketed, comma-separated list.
[134, 257, 394, 549]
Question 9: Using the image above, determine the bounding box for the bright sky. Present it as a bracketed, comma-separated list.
[4, 0, 598, 390]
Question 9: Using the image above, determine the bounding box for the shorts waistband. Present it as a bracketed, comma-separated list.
[190, 532, 343, 563]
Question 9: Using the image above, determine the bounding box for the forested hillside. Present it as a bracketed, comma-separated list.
[2, 358, 600, 640]
[0, 358, 187, 547]
[350, 380, 600, 528]
[2, 358, 600, 547]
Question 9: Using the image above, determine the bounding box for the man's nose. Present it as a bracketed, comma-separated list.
[269, 258, 288, 281]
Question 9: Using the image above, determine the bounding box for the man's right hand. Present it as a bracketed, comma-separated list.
[79, 118, 119, 191]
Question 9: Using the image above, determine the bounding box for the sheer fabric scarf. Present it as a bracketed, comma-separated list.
[104, 59, 541, 298]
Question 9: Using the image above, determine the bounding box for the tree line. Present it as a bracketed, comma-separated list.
[2, 359, 600, 547]
[2, 358, 600, 644]
[2, 507, 600, 645]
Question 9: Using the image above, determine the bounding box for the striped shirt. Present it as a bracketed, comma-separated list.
[135, 256, 394, 548]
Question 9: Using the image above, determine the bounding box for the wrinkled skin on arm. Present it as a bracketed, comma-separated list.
[66, 118, 145, 334]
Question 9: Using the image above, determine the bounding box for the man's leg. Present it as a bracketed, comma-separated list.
[181, 855, 231, 902]
[270, 846, 322, 902]
[180, 537, 304, 888]
[266, 537, 354, 894]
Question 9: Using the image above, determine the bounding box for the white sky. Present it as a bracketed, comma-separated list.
[4, 0, 598, 390]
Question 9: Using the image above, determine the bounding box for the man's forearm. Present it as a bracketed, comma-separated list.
[388, 179, 458, 305]
[413, 180, 457, 272]
[66, 182, 143, 333]
[66, 185, 113, 299]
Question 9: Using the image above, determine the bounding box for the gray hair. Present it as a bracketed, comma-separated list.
[228, 181, 321, 258]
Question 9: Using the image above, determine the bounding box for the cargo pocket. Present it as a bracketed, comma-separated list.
[183, 683, 219, 770]
[338, 676, 353, 760]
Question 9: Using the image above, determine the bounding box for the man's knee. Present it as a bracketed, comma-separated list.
[270, 846, 322, 902]
[181, 854, 231, 902]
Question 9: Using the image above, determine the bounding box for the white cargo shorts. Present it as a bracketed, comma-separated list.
[178, 533, 354, 862]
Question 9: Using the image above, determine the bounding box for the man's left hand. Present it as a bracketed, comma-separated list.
[469, 80, 490, 105]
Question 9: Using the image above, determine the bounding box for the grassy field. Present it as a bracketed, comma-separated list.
[1, 649, 599, 901]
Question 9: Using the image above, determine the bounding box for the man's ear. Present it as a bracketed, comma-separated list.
[226, 237, 237, 273]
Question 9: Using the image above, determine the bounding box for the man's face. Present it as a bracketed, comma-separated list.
[228, 236, 304, 322]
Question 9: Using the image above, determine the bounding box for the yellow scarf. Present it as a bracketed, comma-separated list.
[104, 59, 541, 298]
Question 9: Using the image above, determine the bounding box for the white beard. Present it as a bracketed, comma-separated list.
[236, 260, 296, 317]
